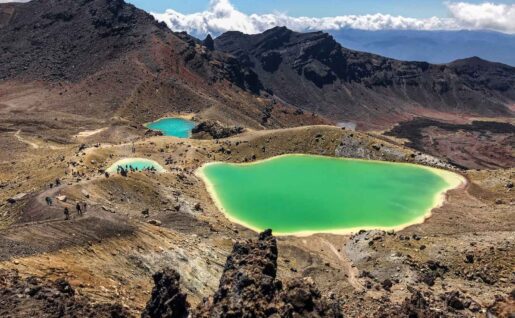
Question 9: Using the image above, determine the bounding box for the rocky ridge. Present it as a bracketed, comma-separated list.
[215, 27, 515, 128]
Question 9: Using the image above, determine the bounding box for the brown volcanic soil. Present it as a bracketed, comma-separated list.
[385, 118, 515, 170]
[0, 125, 513, 317]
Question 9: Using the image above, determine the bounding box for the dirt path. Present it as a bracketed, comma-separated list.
[13, 130, 66, 150]
[74, 127, 108, 138]
[14, 130, 39, 149]
[320, 238, 363, 291]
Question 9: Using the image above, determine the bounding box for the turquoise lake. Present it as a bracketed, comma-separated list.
[107, 158, 165, 173]
[146, 118, 196, 138]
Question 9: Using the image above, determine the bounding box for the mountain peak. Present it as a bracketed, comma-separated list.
[0, 0, 167, 81]
[215, 27, 514, 126]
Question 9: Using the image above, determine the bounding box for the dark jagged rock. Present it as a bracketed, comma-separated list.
[215, 27, 514, 126]
[142, 230, 342, 317]
[191, 121, 244, 139]
[195, 229, 281, 316]
[145, 129, 164, 137]
[444, 291, 465, 310]
[0, 269, 130, 318]
[378, 287, 441, 318]
[277, 277, 343, 317]
[418, 260, 449, 286]
[203, 34, 215, 51]
[142, 269, 189, 318]
[194, 229, 342, 317]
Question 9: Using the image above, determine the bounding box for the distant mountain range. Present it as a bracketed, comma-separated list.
[328, 29, 515, 66]
[215, 27, 514, 128]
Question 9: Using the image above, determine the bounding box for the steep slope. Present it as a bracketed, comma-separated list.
[0, 0, 324, 135]
[215, 27, 515, 129]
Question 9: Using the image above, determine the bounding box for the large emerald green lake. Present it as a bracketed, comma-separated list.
[198, 155, 464, 236]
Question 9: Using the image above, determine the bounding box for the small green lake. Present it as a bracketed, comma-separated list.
[107, 158, 165, 173]
[146, 118, 196, 138]
[198, 155, 464, 236]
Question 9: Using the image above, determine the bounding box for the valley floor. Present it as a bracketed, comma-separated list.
[0, 119, 513, 317]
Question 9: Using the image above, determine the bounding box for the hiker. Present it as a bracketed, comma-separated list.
[76, 203, 82, 216]
[45, 197, 53, 206]
[55, 178, 61, 186]
[64, 207, 70, 220]
[82, 202, 87, 213]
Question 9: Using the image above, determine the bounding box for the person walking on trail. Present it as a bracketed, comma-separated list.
[82, 202, 87, 213]
[76, 203, 82, 216]
[55, 178, 61, 186]
[45, 197, 52, 206]
[64, 207, 70, 220]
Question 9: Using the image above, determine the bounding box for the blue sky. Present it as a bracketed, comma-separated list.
[128, 0, 504, 18]
[128, 0, 515, 37]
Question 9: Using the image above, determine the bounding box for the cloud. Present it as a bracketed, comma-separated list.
[447, 2, 515, 33]
[152, 0, 515, 38]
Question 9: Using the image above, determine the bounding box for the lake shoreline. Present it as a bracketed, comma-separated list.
[196, 154, 467, 237]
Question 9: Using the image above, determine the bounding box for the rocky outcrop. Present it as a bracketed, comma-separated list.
[191, 121, 244, 139]
[142, 230, 343, 318]
[142, 269, 189, 318]
[0, 269, 129, 318]
[195, 229, 342, 317]
[203, 34, 215, 51]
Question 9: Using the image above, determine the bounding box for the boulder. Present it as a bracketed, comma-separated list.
[148, 220, 162, 226]
[191, 121, 244, 140]
[7, 193, 27, 204]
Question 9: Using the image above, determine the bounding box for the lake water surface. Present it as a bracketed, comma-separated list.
[146, 118, 195, 138]
[198, 155, 464, 235]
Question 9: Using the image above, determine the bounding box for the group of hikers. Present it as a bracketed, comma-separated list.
[116, 164, 157, 177]
[63, 202, 87, 220]
[44, 196, 87, 220]
[48, 178, 61, 189]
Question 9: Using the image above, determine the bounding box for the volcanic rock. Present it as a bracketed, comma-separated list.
[143, 230, 342, 317]
[0, 270, 129, 318]
[191, 121, 244, 139]
[141, 269, 189, 318]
